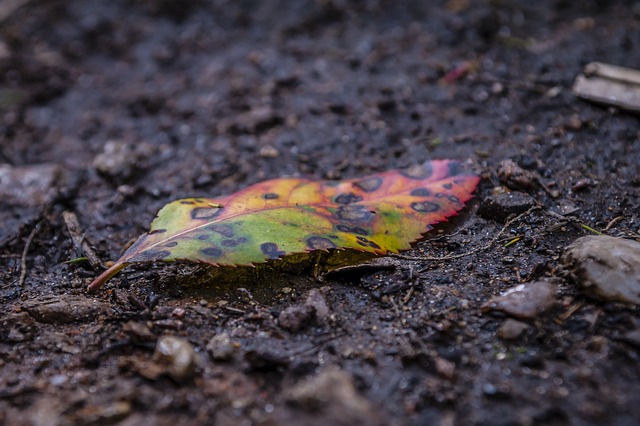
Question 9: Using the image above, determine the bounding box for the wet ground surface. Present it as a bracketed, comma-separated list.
[1, 1, 640, 425]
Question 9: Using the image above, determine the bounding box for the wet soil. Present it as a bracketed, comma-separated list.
[1, 1, 640, 425]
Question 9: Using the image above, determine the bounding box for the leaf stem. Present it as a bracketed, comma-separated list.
[87, 262, 129, 292]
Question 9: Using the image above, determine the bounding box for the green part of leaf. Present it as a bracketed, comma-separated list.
[88, 159, 480, 291]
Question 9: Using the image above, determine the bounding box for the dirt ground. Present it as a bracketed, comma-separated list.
[1, 0, 640, 425]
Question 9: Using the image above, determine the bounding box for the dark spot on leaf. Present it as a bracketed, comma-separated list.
[448, 195, 460, 203]
[336, 224, 369, 235]
[191, 206, 223, 220]
[336, 205, 374, 222]
[410, 188, 431, 196]
[352, 227, 368, 235]
[180, 200, 195, 205]
[411, 201, 441, 213]
[329, 235, 339, 239]
[260, 242, 285, 259]
[443, 183, 453, 189]
[401, 163, 432, 180]
[136, 250, 171, 261]
[306, 236, 337, 250]
[436, 193, 445, 198]
[263, 193, 279, 199]
[353, 177, 383, 192]
[353, 235, 381, 249]
[198, 234, 209, 241]
[334, 193, 363, 205]
[200, 247, 223, 257]
[164, 241, 178, 247]
[148, 229, 167, 235]
[222, 237, 248, 248]
[206, 224, 234, 238]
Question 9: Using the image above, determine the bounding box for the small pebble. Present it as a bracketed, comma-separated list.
[478, 191, 536, 222]
[278, 305, 315, 332]
[498, 319, 530, 339]
[284, 368, 385, 425]
[0, 163, 63, 206]
[93, 140, 138, 181]
[482, 281, 556, 320]
[497, 159, 538, 190]
[171, 307, 186, 318]
[153, 336, 198, 382]
[206, 333, 235, 361]
[434, 357, 456, 379]
[259, 145, 279, 158]
[305, 288, 330, 325]
[562, 235, 640, 305]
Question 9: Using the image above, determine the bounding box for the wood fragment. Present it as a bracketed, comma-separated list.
[62, 210, 106, 269]
[18, 221, 41, 289]
[573, 62, 640, 113]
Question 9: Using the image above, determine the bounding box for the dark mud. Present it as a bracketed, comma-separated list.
[1, 1, 639, 425]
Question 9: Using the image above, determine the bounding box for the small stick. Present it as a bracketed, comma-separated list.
[393, 206, 543, 261]
[604, 216, 623, 232]
[18, 221, 41, 289]
[62, 210, 105, 269]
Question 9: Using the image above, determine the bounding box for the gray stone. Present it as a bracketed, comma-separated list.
[278, 304, 314, 332]
[562, 235, 640, 305]
[305, 288, 330, 325]
[498, 319, 530, 339]
[282, 368, 386, 426]
[93, 140, 138, 180]
[478, 191, 536, 222]
[482, 281, 556, 320]
[0, 163, 63, 206]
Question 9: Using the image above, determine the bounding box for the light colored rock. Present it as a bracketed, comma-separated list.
[562, 235, 640, 305]
[305, 288, 330, 325]
[482, 281, 556, 320]
[0, 163, 63, 206]
[283, 368, 386, 426]
[153, 336, 198, 382]
[93, 140, 137, 180]
[498, 319, 530, 340]
[206, 332, 235, 361]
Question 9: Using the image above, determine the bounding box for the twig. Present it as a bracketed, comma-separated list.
[18, 221, 41, 289]
[62, 210, 105, 268]
[392, 206, 543, 261]
[604, 216, 623, 232]
[237, 287, 262, 306]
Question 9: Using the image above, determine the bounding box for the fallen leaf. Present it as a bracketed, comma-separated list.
[89, 160, 479, 290]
